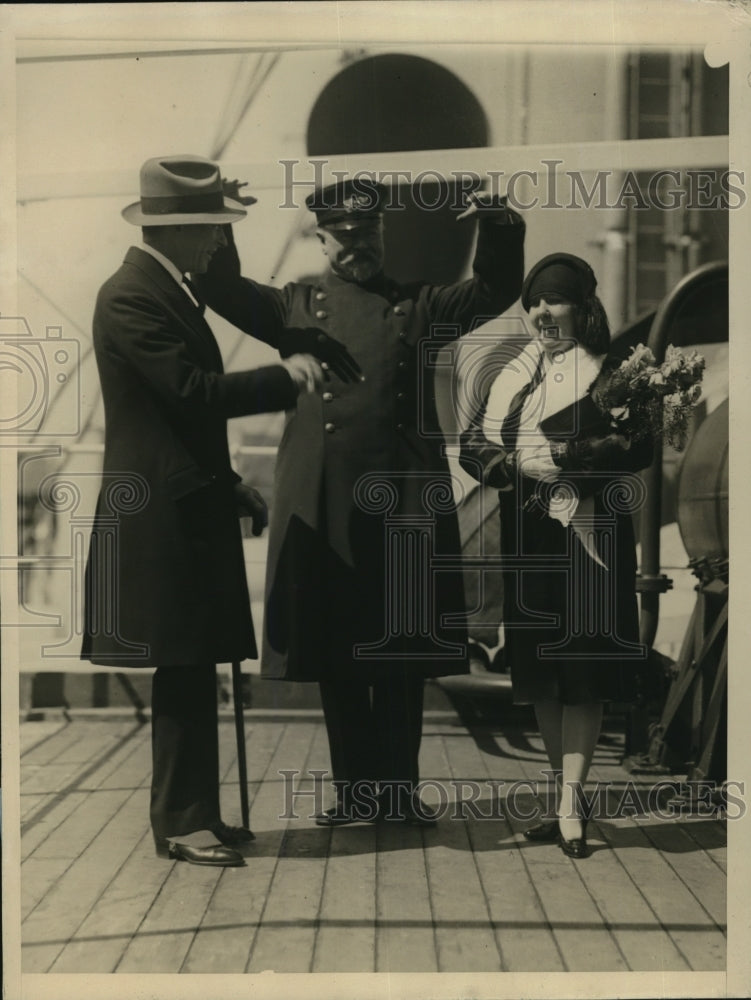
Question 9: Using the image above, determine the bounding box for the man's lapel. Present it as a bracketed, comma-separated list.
[124, 247, 224, 371]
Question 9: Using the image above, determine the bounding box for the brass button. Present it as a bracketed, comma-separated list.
[398, 361, 407, 369]
[398, 332, 407, 342]
[322, 392, 334, 402]
[394, 305, 405, 315]
[315, 310, 328, 320]
[396, 423, 405, 432]
[396, 392, 405, 401]
[315, 291, 327, 300]
[325, 422, 336, 433]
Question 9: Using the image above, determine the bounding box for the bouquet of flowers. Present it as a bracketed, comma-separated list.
[592, 343, 705, 450]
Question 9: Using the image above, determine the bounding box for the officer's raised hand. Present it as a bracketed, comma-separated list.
[457, 192, 522, 225]
[222, 177, 258, 206]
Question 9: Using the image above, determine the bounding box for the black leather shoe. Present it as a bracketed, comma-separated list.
[523, 820, 560, 842]
[153, 835, 245, 867]
[558, 836, 590, 859]
[210, 821, 256, 845]
[558, 819, 590, 859]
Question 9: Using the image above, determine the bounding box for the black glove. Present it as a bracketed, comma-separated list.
[458, 424, 517, 490]
[554, 433, 631, 472]
[278, 327, 363, 384]
[234, 483, 268, 537]
[457, 193, 523, 225]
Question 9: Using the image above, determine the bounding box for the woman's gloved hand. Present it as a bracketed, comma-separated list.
[553, 433, 631, 472]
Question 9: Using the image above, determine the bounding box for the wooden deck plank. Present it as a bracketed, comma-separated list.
[311, 823, 378, 972]
[473, 723, 581, 973]
[499, 736, 628, 972]
[116, 861, 226, 972]
[375, 822, 437, 973]
[21, 723, 149, 862]
[559, 820, 691, 972]
[17, 712, 730, 976]
[21, 850, 82, 924]
[369, 720, 455, 973]
[636, 818, 727, 929]
[439, 719, 566, 972]
[20, 793, 51, 824]
[21, 786, 146, 971]
[46, 813, 168, 973]
[245, 723, 332, 973]
[46, 828, 170, 973]
[52, 720, 281, 974]
[513, 736, 696, 972]
[423, 724, 504, 972]
[181, 719, 301, 974]
[20, 718, 70, 755]
[311, 710, 378, 973]
[21, 721, 135, 796]
[21, 787, 119, 922]
[20, 721, 87, 766]
[594, 819, 726, 969]
[214, 714, 285, 823]
[92, 725, 151, 792]
[512, 843, 629, 971]
[587, 759, 727, 969]
[679, 820, 728, 873]
[242, 804, 331, 977]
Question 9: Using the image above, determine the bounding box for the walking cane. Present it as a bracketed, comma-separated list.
[231, 660, 251, 830]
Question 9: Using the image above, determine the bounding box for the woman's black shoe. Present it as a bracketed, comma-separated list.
[558, 819, 590, 858]
[523, 820, 560, 842]
[558, 836, 590, 859]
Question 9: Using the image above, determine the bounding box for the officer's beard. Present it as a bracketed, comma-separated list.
[332, 250, 383, 284]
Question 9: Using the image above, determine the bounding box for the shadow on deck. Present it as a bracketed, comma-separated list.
[17, 676, 727, 983]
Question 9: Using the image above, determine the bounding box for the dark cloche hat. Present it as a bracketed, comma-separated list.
[305, 177, 387, 229]
[122, 154, 253, 226]
[521, 253, 597, 311]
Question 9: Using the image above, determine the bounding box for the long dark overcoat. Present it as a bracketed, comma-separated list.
[459, 358, 653, 704]
[81, 247, 298, 668]
[198, 221, 525, 681]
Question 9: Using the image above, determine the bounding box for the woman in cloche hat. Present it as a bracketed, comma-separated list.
[460, 253, 654, 859]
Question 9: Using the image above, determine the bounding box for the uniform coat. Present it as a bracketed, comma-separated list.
[81, 246, 298, 668]
[459, 354, 653, 704]
[199, 221, 525, 682]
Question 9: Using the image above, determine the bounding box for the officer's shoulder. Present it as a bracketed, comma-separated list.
[389, 279, 426, 304]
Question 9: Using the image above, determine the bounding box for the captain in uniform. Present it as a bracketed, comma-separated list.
[198, 176, 525, 824]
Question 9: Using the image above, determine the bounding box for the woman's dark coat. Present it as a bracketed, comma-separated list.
[81, 247, 298, 667]
[198, 220, 525, 681]
[459, 356, 653, 704]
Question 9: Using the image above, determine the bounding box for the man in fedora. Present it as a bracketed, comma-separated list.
[198, 176, 525, 826]
[81, 154, 323, 867]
